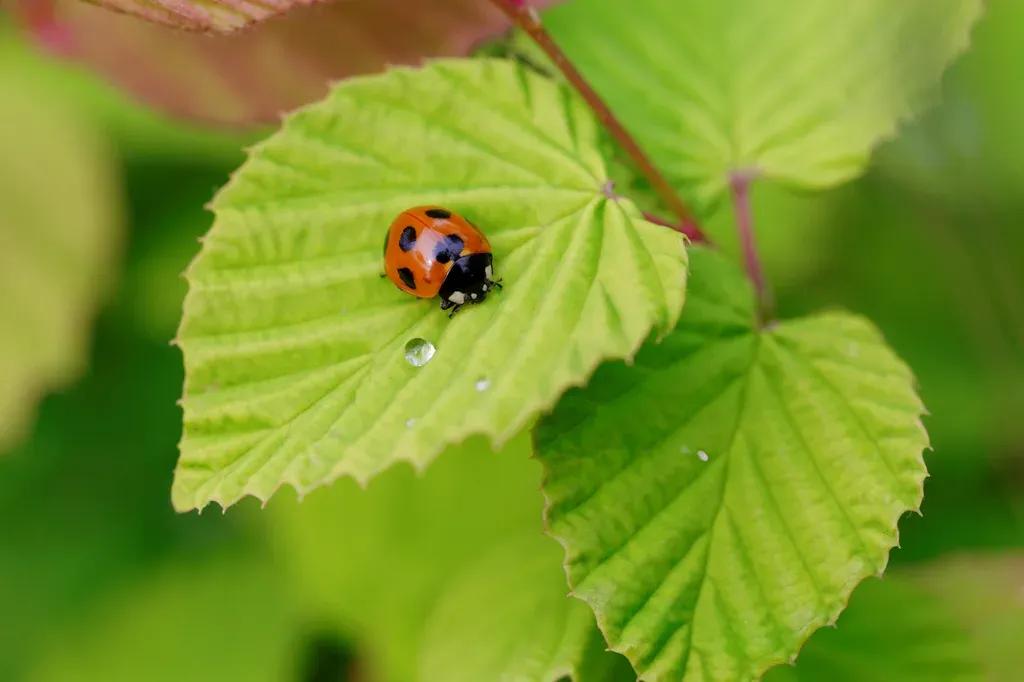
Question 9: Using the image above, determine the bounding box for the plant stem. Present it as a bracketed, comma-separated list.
[729, 170, 772, 323]
[491, 0, 703, 236]
[642, 212, 707, 243]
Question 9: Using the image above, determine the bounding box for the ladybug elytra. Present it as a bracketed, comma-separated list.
[383, 206, 502, 317]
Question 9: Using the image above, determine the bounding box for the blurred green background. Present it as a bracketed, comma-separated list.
[0, 1, 1022, 679]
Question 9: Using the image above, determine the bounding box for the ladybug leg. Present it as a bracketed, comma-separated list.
[440, 298, 463, 317]
[487, 278, 503, 290]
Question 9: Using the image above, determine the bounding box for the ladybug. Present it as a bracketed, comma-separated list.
[383, 206, 502, 317]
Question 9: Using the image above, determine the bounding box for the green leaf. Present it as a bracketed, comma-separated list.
[0, 70, 120, 453]
[764, 577, 983, 682]
[174, 58, 688, 512]
[24, 553, 298, 682]
[876, 0, 1024, 203]
[418, 533, 634, 682]
[536, 247, 928, 681]
[541, 0, 983, 211]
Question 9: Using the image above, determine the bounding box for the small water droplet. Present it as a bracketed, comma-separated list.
[474, 377, 491, 392]
[405, 418, 416, 428]
[697, 450, 710, 462]
[404, 338, 436, 367]
[679, 445, 692, 455]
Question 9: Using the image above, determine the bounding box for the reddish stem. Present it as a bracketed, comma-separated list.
[729, 170, 772, 323]
[491, 0, 702, 236]
[15, 0, 75, 55]
[642, 212, 706, 243]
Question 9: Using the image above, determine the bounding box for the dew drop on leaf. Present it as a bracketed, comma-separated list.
[475, 377, 491, 392]
[404, 338, 436, 367]
[697, 450, 710, 462]
[405, 418, 417, 428]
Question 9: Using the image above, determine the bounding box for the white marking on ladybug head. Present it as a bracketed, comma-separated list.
[470, 292, 478, 300]
[449, 291, 466, 305]
[482, 284, 488, 292]
[485, 265, 493, 279]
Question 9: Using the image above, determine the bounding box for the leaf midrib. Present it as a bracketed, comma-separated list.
[675, 331, 762, 679]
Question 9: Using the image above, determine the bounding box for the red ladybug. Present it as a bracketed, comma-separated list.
[383, 206, 502, 316]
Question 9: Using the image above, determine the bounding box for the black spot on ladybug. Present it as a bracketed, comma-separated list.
[425, 208, 451, 219]
[399, 226, 417, 252]
[433, 235, 465, 264]
[398, 267, 416, 290]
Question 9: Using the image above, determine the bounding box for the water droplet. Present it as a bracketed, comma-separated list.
[474, 377, 491, 392]
[405, 418, 416, 428]
[679, 445, 692, 455]
[697, 450, 710, 462]
[404, 338, 435, 367]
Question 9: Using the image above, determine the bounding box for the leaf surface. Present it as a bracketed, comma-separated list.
[541, 0, 983, 211]
[175, 58, 688, 512]
[537, 247, 928, 681]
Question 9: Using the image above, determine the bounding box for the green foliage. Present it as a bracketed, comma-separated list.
[536, 248, 928, 681]
[3, 0, 1018, 678]
[541, 0, 983, 212]
[0, 69, 121, 453]
[419, 534, 633, 682]
[877, 0, 1024, 202]
[764, 577, 982, 681]
[174, 58, 687, 512]
[25, 553, 298, 682]
[268, 434, 547, 682]
[0, 317, 240, 679]
[909, 553, 1024, 681]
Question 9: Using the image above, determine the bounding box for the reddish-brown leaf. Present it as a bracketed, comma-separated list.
[22, 0, 555, 125]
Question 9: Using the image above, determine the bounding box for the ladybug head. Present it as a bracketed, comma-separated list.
[438, 253, 499, 308]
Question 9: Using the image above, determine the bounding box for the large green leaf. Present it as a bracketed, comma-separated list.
[536, 247, 928, 681]
[418, 533, 634, 682]
[764, 577, 982, 682]
[0, 71, 120, 453]
[174, 58, 687, 511]
[541, 0, 983, 211]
